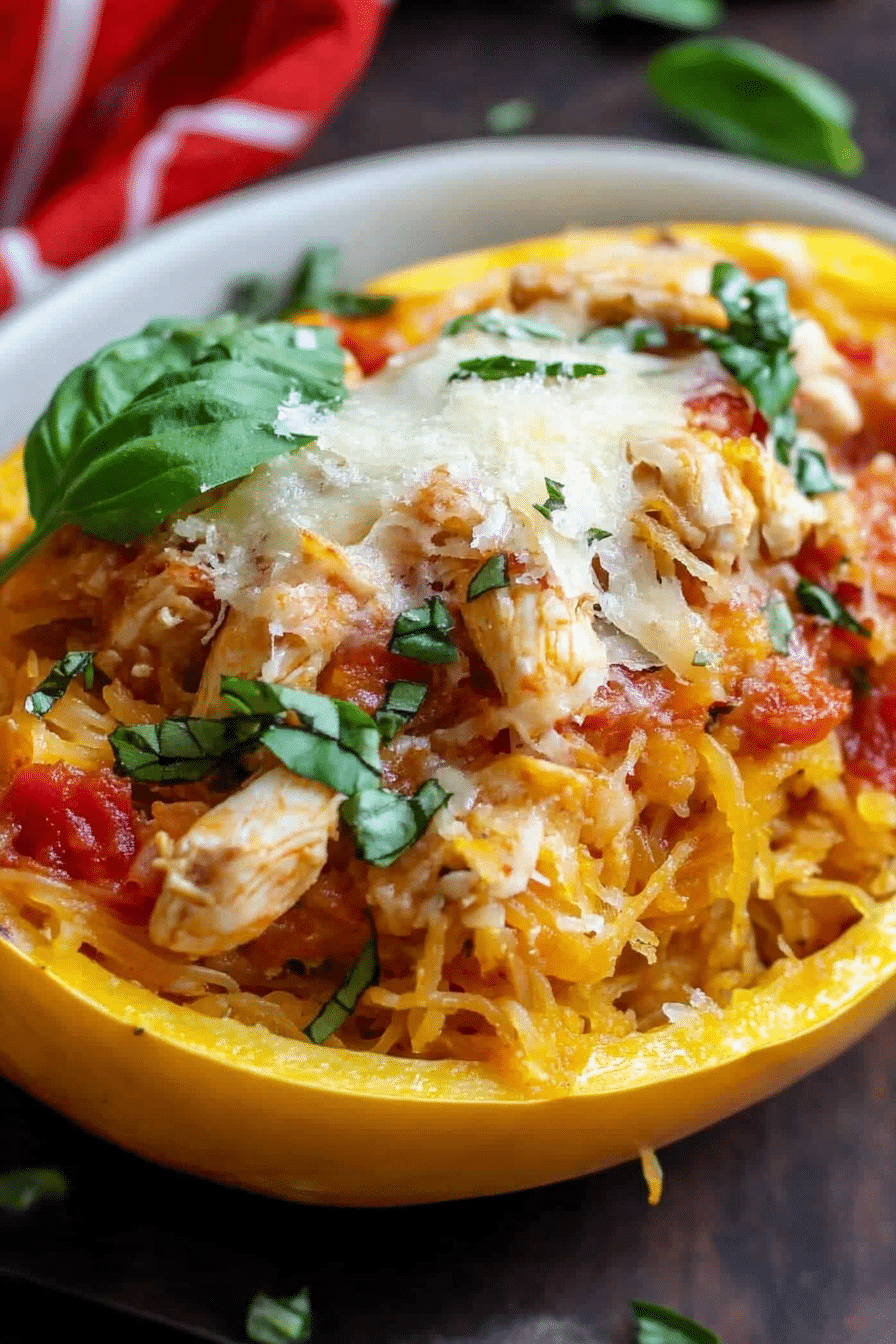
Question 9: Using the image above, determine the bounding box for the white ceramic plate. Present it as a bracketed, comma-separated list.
[3, 136, 896, 445]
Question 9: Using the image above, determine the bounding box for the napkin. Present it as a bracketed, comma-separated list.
[0, 0, 390, 312]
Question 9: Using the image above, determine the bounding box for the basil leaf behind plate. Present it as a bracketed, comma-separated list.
[648, 38, 864, 175]
[632, 1300, 720, 1344]
[575, 0, 723, 29]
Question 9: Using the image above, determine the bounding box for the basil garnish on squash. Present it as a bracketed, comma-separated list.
[340, 780, 450, 867]
[648, 37, 863, 176]
[795, 580, 870, 638]
[631, 1299, 720, 1344]
[763, 596, 795, 655]
[25, 651, 95, 718]
[467, 554, 510, 601]
[0, 318, 347, 586]
[444, 309, 565, 340]
[374, 681, 427, 743]
[246, 1288, 313, 1344]
[581, 318, 667, 351]
[389, 597, 459, 664]
[305, 936, 379, 1044]
[450, 356, 606, 382]
[109, 714, 268, 784]
[534, 477, 566, 520]
[284, 244, 395, 319]
[586, 527, 612, 544]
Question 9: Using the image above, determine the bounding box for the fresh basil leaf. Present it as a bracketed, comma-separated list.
[246, 1288, 312, 1344]
[586, 527, 612, 543]
[340, 780, 450, 867]
[0, 1168, 69, 1212]
[796, 580, 871, 637]
[449, 355, 605, 382]
[305, 936, 379, 1044]
[648, 38, 863, 175]
[25, 651, 95, 717]
[763, 596, 795, 655]
[228, 274, 279, 320]
[222, 677, 382, 795]
[575, 0, 723, 30]
[791, 445, 841, 496]
[631, 1299, 720, 1344]
[711, 263, 792, 349]
[534, 477, 566, 520]
[110, 715, 266, 783]
[389, 597, 459, 665]
[693, 331, 797, 422]
[485, 98, 535, 135]
[467, 554, 511, 601]
[374, 680, 428, 743]
[1, 321, 347, 584]
[283, 244, 395, 319]
[444, 309, 566, 340]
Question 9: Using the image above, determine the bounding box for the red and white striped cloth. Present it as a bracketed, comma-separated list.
[0, 0, 391, 312]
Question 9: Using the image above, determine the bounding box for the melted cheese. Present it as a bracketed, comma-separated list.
[203, 329, 736, 675]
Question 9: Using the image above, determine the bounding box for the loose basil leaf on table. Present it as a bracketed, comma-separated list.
[283, 243, 395, 319]
[648, 37, 863, 175]
[0, 319, 347, 585]
[24, 650, 95, 717]
[631, 1299, 720, 1344]
[485, 98, 536, 135]
[246, 1288, 313, 1344]
[574, 0, 723, 29]
[0, 1167, 69, 1212]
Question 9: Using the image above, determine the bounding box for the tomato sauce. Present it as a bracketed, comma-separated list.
[842, 669, 896, 793]
[685, 391, 756, 438]
[0, 763, 140, 888]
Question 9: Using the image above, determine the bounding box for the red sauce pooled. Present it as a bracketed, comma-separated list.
[685, 391, 755, 438]
[842, 674, 896, 793]
[0, 763, 139, 886]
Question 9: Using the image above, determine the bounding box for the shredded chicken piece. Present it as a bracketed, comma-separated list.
[149, 766, 341, 956]
[792, 317, 862, 442]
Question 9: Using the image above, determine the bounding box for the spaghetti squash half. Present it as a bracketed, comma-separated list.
[2, 224, 896, 1204]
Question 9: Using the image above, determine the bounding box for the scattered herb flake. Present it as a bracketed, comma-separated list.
[691, 649, 720, 667]
[581, 318, 668, 351]
[449, 355, 605, 382]
[444, 309, 565, 340]
[245, 1288, 312, 1344]
[305, 936, 379, 1045]
[25, 651, 95, 718]
[534, 477, 566, 520]
[632, 1299, 720, 1344]
[374, 680, 428, 743]
[340, 780, 450, 867]
[389, 597, 459, 665]
[586, 527, 612, 544]
[763, 596, 795, 655]
[485, 98, 535, 135]
[0, 1168, 68, 1212]
[467, 554, 511, 601]
[283, 243, 395, 320]
[796, 580, 871, 637]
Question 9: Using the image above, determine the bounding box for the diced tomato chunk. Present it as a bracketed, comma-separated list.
[685, 391, 754, 438]
[580, 669, 705, 754]
[836, 337, 875, 368]
[734, 661, 851, 749]
[0, 763, 138, 886]
[842, 675, 896, 792]
[317, 641, 428, 713]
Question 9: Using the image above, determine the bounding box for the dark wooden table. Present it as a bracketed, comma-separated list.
[5, 3, 896, 1341]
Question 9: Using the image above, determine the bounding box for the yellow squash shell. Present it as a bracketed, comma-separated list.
[2, 224, 896, 1206]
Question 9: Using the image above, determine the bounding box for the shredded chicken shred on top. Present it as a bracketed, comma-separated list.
[3, 232, 896, 1093]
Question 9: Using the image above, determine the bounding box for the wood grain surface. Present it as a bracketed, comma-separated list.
[4, 3, 896, 1342]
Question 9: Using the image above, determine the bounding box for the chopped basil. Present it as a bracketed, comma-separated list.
[0, 318, 347, 586]
[0, 1167, 68, 1212]
[763, 596, 795, 655]
[631, 1299, 720, 1344]
[305, 935, 379, 1044]
[795, 580, 871, 637]
[444, 309, 565, 340]
[485, 98, 536, 135]
[227, 274, 279, 320]
[246, 1288, 312, 1344]
[24, 651, 95, 718]
[791, 445, 841, 496]
[691, 649, 720, 667]
[374, 680, 427, 743]
[340, 780, 450, 867]
[586, 527, 612, 544]
[581, 318, 668, 351]
[648, 37, 863, 176]
[389, 597, 459, 665]
[449, 356, 605, 382]
[283, 244, 395, 319]
[109, 714, 267, 784]
[467, 553, 511, 601]
[222, 678, 382, 795]
[575, 0, 723, 30]
[534, 477, 566, 520]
